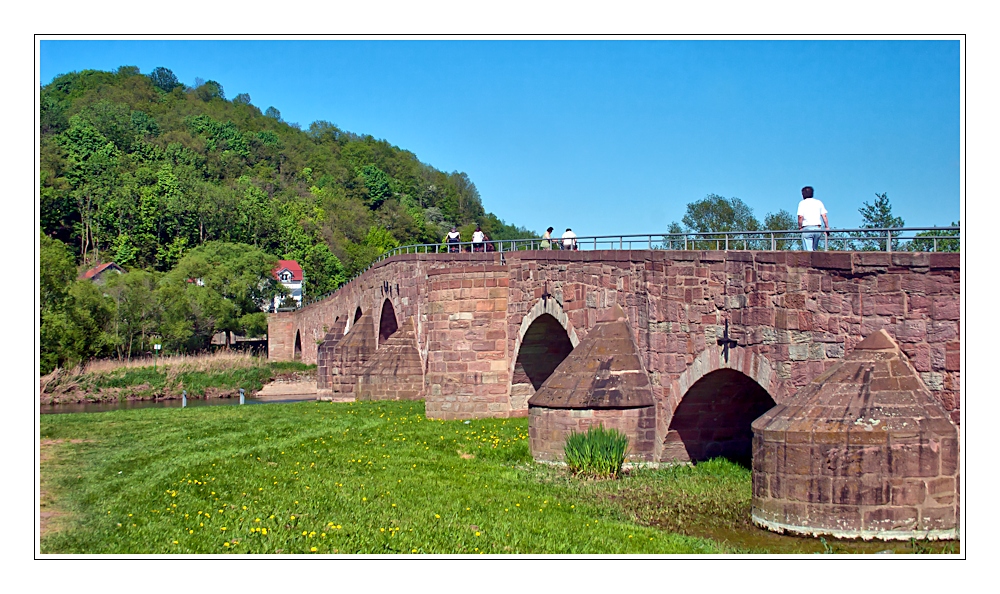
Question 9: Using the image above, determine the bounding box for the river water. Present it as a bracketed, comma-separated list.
[39, 396, 314, 414]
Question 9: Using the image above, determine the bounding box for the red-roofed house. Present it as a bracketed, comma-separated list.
[79, 262, 125, 284]
[272, 260, 303, 310]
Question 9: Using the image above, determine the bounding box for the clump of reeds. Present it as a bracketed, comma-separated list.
[563, 425, 630, 479]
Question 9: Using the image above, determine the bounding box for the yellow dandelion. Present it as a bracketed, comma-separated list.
[311, 547, 317, 552]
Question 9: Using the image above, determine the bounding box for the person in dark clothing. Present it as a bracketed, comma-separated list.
[446, 226, 461, 253]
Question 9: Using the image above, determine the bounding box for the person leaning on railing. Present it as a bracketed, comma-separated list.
[446, 226, 461, 253]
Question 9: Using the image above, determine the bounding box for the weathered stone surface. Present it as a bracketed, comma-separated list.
[356, 317, 425, 401]
[528, 304, 654, 410]
[751, 330, 959, 540]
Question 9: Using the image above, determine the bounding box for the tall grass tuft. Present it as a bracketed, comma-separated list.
[563, 425, 629, 479]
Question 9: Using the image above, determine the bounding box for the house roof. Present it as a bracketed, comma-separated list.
[273, 260, 303, 282]
[79, 262, 124, 280]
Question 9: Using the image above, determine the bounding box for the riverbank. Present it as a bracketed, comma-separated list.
[39, 352, 315, 405]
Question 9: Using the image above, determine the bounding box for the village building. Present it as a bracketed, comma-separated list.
[271, 259, 304, 311]
[78, 262, 125, 284]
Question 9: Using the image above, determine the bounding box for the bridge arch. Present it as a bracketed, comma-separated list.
[509, 299, 580, 412]
[661, 348, 780, 466]
[378, 299, 399, 346]
[346, 306, 363, 334]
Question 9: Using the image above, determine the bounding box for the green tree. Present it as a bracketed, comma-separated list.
[294, 243, 346, 298]
[358, 165, 392, 209]
[103, 270, 161, 361]
[763, 209, 798, 250]
[164, 242, 285, 345]
[671, 194, 761, 249]
[40, 233, 113, 372]
[665, 196, 797, 250]
[148, 67, 181, 92]
[909, 221, 960, 252]
[858, 192, 905, 251]
[195, 80, 225, 102]
[344, 226, 399, 276]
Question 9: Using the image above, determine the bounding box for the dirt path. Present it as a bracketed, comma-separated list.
[254, 379, 318, 400]
[39, 439, 88, 542]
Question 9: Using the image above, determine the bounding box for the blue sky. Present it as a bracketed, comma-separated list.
[39, 39, 961, 236]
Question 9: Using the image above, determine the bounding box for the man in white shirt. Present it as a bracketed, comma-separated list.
[796, 186, 829, 251]
[561, 228, 577, 250]
[472, 225, 485, 252]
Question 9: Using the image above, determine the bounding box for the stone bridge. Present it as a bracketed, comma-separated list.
[268, 249, 960, 465]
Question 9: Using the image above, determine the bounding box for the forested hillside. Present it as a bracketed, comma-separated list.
[39, 65, 534, 373]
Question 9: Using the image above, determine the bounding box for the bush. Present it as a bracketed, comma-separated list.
[563, 425, 629, 479]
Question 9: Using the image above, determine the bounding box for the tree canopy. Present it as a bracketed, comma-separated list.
[39, 65, 536, 371]
[666, 194, 797, 249]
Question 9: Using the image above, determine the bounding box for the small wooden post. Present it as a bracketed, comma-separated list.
[239, 388, 245, 405]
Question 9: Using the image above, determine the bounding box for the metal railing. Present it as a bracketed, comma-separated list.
[300, 226, 959, 306]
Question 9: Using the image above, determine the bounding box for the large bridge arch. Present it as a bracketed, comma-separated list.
[660, 347, 784, 465]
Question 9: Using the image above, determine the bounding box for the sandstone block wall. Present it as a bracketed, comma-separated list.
[528, 406, 657, 462]
[424, 261, 512, 419]
[270, 250, 960, 433]
[750, 426, 959, 539]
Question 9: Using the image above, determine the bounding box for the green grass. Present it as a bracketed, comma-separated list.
[40, 400, 727, 555]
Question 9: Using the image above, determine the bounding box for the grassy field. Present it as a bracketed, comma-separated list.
[39, 400, 958, 555]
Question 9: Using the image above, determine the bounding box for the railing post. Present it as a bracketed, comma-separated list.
[886, 229, 892, 253]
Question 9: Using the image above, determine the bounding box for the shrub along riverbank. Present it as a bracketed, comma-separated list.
[40, 352, 314, 405]
[39, 400, 957, 555]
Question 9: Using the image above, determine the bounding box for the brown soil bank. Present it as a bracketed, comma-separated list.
[39, 369, 315, 405]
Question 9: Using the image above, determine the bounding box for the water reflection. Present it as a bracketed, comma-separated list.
[40, 397, 314, 414]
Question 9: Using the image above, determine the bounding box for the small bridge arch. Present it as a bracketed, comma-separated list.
[509, 299, 581, 412]
[379, 299, 399, 346]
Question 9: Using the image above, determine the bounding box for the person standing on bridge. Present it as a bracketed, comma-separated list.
[797, 186, 829, 251]
[472, 225, 486, 252]
[562, 228, 578, 250]
[446, 226, 461, 253]
[540, 227, 554, 249]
